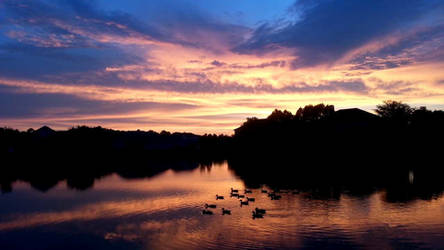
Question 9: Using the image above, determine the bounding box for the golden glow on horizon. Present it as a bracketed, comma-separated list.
[1, 28, 444, 134]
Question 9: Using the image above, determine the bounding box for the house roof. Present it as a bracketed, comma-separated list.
[35, 126, 56, 137]
[333, 108, 379, 121]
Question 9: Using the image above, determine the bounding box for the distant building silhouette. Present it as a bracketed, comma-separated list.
[332, 108, 380, 132]
[35, 126, 56, 137]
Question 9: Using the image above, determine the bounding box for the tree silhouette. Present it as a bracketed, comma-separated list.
[267, 109, 293, 122]
[295, 104, 334, 121]
[375, 100, 412, 125]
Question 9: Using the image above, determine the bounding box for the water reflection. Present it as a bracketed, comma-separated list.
[0, 162, 443, 249]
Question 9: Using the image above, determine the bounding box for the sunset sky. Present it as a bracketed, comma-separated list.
[1, 0, 444, 134]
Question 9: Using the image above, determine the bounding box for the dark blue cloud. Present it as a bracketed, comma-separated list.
[350, 25, 444, 70]
[235, 0, 444, 68]
[136, 0, 249, 52]
[0, 0, 250, 81]
[1, 0, 166, 45]
[0, 43, 143, 80]
[0, 0, 154, 80]
[0, 85, 196, 119]
[2, 0, 247, 50]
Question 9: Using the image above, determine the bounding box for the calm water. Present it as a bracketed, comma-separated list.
[0, 162, 443, 249]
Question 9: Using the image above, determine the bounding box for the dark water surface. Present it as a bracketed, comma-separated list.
[0, 162, 443, 249]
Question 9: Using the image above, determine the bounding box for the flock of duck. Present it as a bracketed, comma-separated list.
[202, 187, 298, 219]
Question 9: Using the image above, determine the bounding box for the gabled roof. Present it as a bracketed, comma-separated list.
[333, 108, 379, 121]
[35, 126, 56, 137]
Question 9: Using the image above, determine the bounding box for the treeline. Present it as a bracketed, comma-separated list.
[1, 100, 444, 193]
[0, 125, 229, 159]
[0, 126, 229, 192]
[2, 100, 444, 165]
[231, 101, 444, 166]
[226, 101, 444, 196]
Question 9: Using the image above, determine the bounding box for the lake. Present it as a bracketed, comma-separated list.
[0, 161, 443, 249]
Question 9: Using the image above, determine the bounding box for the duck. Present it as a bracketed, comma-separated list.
[222, 208, 231, 215]
[205, 203, 217, 209]
[216, 194, 224, 200]
[255, 208, 266, 214]
[202, 209, 213, 215]
[230, 193, 239, 197]
[231, 188, 239, 193]
[261, 189, 268, 193]
[244, 189, 252, 194]
[247, 197, 255, 202]
[252, 211, 264, 219]
[237, 194, 245, 199]
[240, 200, 249, 206]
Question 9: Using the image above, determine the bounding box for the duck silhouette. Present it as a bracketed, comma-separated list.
[202, 210, 213, 215]
[255, 208, 266, 214]
[240, 200, 249, 206]
[222, 208, 231, 215]
[252, 211, 264, 219]
[205, 203, 217, 209]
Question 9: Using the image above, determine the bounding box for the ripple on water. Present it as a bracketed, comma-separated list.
[1, 165, 444, 249]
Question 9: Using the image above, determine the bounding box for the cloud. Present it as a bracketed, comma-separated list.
[0, 0, 443, 133]
[205, 60, 287, 71]
[278, 80, 369, 94]
[0, 0, 251, 82]
[0, 43, 144, 80]
[138, 0, 250, 51]
[182, 113, 257, 121]
[136, 78, 369, 95]
[0, 0, 159, 80]
[211, 60, 225, 67]
[91, 77, 369, 94]
[234, 0, 444, 68]
[0, 85, 196, 119]
[1, 76, 369, 95]
[349, 25, 444, 71]
[229, 60, 286, 69]
[1, 0, 165, 47]
[368, 78, 418, 96]
[2, 0, 248, 51]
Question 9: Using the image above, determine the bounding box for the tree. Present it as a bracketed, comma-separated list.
[375, 100, 412, 125]
[267, 109, 293, 121]
[295, 104, 334, 121]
